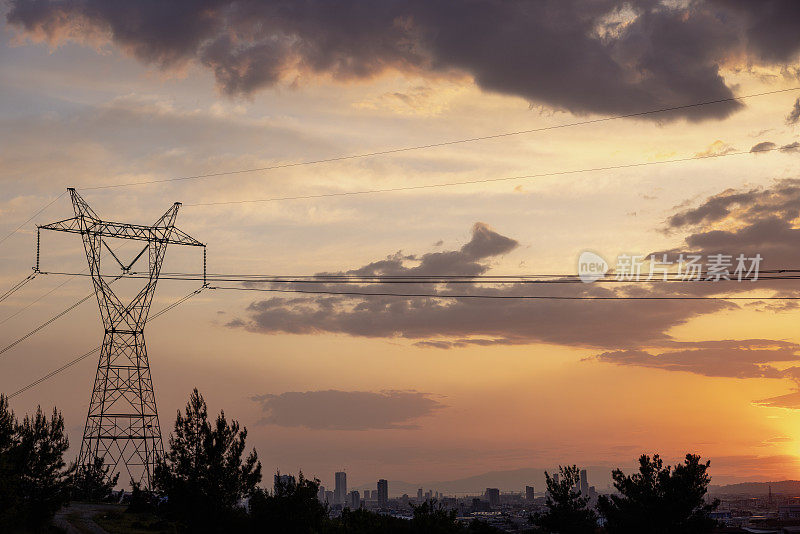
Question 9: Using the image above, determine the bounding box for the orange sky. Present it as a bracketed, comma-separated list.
[2, 1, 800, 491]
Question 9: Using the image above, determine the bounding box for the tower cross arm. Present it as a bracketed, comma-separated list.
[38, 216, 82, 232]
[39, 219, 204, 247]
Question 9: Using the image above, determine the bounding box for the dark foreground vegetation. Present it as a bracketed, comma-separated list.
[0, 390, 720, 533]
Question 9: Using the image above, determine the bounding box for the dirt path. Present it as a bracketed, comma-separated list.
[53, 503, 123, 534]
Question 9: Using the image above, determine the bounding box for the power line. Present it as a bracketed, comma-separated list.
[36, 270, 800, 284]
[1, 242, 129, 327]
[5, 277, 794, 399]
[164, 269, 800, 278]
[7, 286, 205, 400]
[78, 87, 800, 192]
[0, 276, 122, 359]
[8, 346, 101, 400]
[0, 289, 96, 359]
[4, 89, 797, 245]
[0, 191, 66, 247]
[0, 272, 37, 304]
[0, 276, 73, 327]
[183, 145, 787, 207]
[210, 285, 800, 300]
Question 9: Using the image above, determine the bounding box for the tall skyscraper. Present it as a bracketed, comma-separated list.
[526, 485, 535, 502]
[377, 479, 389, 507]
[417, 488, 423, 502]
[318, 485, 326, 502]
[580, 469, 589, 497]
[485, 488, 500, 507]
[335, 471, 347, 505]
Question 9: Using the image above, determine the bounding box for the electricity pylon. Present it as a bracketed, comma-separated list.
[38, 188, 204, 488]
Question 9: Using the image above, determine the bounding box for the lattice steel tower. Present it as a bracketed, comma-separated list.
[39, 188, 204, 487]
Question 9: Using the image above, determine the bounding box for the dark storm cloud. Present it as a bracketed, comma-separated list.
[750, 141, 777, 153]
[250, 390, 445, 430]
[717, 0, 800, 63]
[228, 221, 728, 348]
[787, 98, 800, 125]
[11, 0, 800, 120]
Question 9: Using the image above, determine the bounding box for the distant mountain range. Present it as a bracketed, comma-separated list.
[352, 468, 800, 498]
[711, 481, 800, 495]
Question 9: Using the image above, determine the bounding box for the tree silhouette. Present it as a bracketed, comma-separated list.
[248, 471, 328, 533]
[0, 395, 72, 532]
[71, 456, 119, 501]
[597, 453, 719, 534]
[410, 499, 463, 534]
[326, 499, 503, 534]
[0, 395, 17, 529]
[154, 388, 262, 531]
[532, 464, 597, 533]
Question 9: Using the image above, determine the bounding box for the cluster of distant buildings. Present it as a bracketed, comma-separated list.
[708, 487, 800, 532]
[272, 468, 602, 531]
[310, 472, 389, 510]
[275, 469, 800, 533]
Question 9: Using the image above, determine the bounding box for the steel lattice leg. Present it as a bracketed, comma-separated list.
[77, 331, 164, 488]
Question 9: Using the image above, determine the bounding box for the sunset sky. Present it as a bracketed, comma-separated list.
[2, 1, 800, 492]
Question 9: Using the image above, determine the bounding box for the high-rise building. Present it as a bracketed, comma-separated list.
[335, 471, 347, 505]
[318, 485, 326, 502]
[485, 488, 500, 508]
[377, 479, 389, 507]
[526, 485, 535, 502]
[324, 490, 334, 504]
[417, 488, 423, 502]
[580, 469, 589, 497]
[348, 490, 361, 509]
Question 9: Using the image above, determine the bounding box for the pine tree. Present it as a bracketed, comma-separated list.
[533, 465, 597, 534]
[71, 455, 120, 501]
[597, 454, 719, 534]
[248, 472, 328, 533]
[154, 388, 261, 531]
[0, 396, 73, 532]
